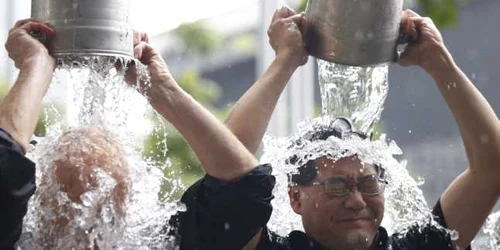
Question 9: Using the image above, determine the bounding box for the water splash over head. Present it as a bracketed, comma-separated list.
[18, 56, 182, 249]
[262, 116, 447, 237]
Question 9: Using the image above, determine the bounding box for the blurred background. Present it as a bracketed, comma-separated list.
[1, 0, 499, 242]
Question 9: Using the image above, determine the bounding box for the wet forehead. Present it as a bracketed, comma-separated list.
[314, 156, 377, 179]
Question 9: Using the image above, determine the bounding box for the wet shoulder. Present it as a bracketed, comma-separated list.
[387, 224, 454, 250]
[256, 227, 290, 250]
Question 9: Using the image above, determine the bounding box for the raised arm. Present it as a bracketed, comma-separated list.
[399, 10, 500, 248]
[129, 38, 258, 182]
[0, 19, 55, 248]
[0, 19, 55, 152]
[224, 6, 308, 154]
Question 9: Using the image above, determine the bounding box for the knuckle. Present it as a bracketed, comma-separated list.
[277, 18, 286, 26]
[422, 17, 433, 24]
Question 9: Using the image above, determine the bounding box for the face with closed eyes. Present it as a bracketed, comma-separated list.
[288, 156, 385, 250]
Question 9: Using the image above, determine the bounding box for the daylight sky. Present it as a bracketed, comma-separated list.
[131, 0, 259, 35]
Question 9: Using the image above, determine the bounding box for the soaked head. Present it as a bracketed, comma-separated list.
[35, 126, 130, 249]
[287, 118, 387, 250]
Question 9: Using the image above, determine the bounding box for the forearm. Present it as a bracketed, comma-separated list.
[427, 48, 500, 172]
[224, 54, 299, 154]
[0, 55, 54, 152]
[148, 78, 259, 181]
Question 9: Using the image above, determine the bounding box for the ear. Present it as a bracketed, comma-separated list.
[288, 186, 302, 215]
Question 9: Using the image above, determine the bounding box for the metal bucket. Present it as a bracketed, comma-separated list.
[31, 0, 133, 59]
[305, 0, 404, 66]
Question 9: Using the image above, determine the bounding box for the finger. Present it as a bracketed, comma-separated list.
[134, 41, 156, 65]
[401, 9, 421, 19]
[271, 9, 281, 25]
[274, 5, 296, 20]
[400, 16, 422, 41]
[133, 31, 149, 46]
[397, 45, 417, 66]
[283, 13, 307, 37]
[19, 21, 55, 36]
[10, 18, 40, 33]
[288, 13, 307, 31]
[299, 13, 308, 36]
[124, 60, 137, 85]
[134, 42, 145, 60]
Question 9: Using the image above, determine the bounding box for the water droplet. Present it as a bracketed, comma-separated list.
[416, 176, 425, 186]
[449, 230, 459, 240]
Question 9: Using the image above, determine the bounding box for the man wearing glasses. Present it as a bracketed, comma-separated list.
[171, 6, 499, 250]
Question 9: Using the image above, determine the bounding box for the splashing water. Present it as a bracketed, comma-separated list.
[318, 60, 388, 134]
[261, 117, 445, 237]
[17, 56, 183, 249]
[474, 211, 500, 249]
[262, 55, 457, 243]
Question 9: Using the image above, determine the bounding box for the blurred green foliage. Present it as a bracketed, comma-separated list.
[0, 0, 466, 202]
[174, 21, 222, 56]
[418, 0, 459, 28]
[34, 102, 66, 137]
[299, 0, 463, 28]
[143, 22, 230, 200]
[0, 79, 8, 97]
[143, 70, 226, 201]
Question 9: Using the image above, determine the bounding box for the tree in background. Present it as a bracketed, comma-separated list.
[143, 22, 226, 200]
[145, 1, 469, 200]
[299, 0, 462, 28]
[2, 0, 466, 201]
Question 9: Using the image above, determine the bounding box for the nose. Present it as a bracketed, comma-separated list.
[343, 188, 367, 210]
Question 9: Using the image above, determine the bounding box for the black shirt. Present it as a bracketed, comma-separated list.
[172, 164, 465, 250]
[0, 130, 469, 250]
[0, 129, 36, 250]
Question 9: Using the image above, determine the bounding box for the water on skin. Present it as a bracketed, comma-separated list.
[262, 59, 465, 244]
[261, 116, 438, 236]
[317, 61, 500, 248]
[18, 56, 183, 250]
[16, 55, 499, 248]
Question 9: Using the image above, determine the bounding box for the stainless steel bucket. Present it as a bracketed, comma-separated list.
[31, 0, 133, 59]
[305, 0, 404, 66]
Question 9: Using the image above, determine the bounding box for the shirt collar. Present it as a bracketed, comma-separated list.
[288, 227, 389, 250]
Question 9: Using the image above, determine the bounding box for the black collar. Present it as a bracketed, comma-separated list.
[287, 227, 389, 250]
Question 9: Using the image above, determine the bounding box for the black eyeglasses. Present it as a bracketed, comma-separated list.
[307, 174, 388, 197]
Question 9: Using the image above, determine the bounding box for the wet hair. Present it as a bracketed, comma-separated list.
[287, 117, 381, 185]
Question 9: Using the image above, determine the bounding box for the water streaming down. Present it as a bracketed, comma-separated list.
[318, 60, 389, 134]
[262, 117, 439, 236]
[477, 211, 500, 250]
[17, 56, 183, 249]
[262, 60, 458, 243]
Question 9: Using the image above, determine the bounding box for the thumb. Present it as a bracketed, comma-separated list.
[397, 45, 417, 67]
[134, 41, 162, 66]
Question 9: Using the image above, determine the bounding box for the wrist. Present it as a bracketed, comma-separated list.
[276, 49, 305, 68]
[20, 53, 55, 72]
[420, 45, 456, 78]
[146, 76, 182, 106]
[275, 51, 301, 71]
